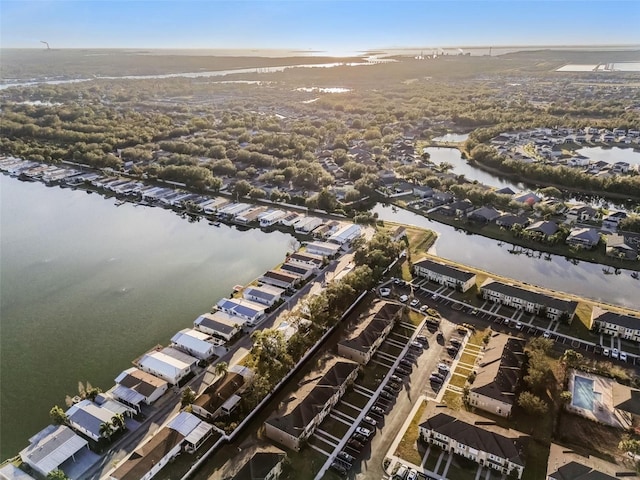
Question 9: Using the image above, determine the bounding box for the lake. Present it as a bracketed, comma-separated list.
[373, 204, 640, 309]
[0, 176, 294, 460]
[431, 133, 470, 143]
[425, 147, 525, 191]
[578, 146, 640, 168]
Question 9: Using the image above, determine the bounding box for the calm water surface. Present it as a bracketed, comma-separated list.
[374, 204, 639, 309]
[578, 146, 640, 167]
[0, 176, 293, 460]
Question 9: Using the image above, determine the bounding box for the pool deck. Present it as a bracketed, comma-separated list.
[567, 370, 626, 429]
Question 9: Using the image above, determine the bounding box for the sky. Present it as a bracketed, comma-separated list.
[1, 0, 639, 53]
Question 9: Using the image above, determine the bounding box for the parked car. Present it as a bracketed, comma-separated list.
[429, 374, 444, 384]
[515, 321, 523, 330]
[620, 351, 628, 362]
[431, 371, 445, 381]
[353, 433, 368, 443]
[390, 375, 403, 383]
[338, 451, 355, 463]
[347, 439, 364, 450]
[386, 382, 401, 392]
[450, 338, 461, 347]
[470, 308, 479, 315]
[407, 468, 418, 480]
[437, 363, 450, 373]
[380, 390, 394, 400]
[611, 348, 619, 359]
[356, 426, 373, 437]
[420, 305, 429, 312]
[543, 330, 551, 338]
[416, 335, 428, 344]
[602, 348, 610, 357]
[399, 359, 413, 369]
[457, 326, 468, 334]
[410, 299, 420, 308]
[331, 462, 347, 475]
[399, 294, 409, 302]
[410, 340, 423, 349]
[395, 465, 408, 479]
[370, 405, 386, 416]
[362, 416, 377, 427]
[379, 287, 391, 297]
[396, 367, 411, 376]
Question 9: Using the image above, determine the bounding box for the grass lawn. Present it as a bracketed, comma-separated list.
[407, 310, 425, 326]
[282, 446, 330, 480]
[394, 400, 427, 466]
[449, 372, 469, 388]
[521, 439, 551, 480]
[441, 390, 463, 411]
[459, 352, 479, 366]
[468, 328, 490, 346]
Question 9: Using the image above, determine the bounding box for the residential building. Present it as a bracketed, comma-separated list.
[338, 301, 402, 364]
[602, 211, 628, 230]
[605, 234, 637, 260]
[113, 367, 168, 409]
[0, 464, 36, 480]
[20, 425, 88, 477]
[279, 262, 316, 281]
[65, 399, 121, 442]
[171, 328, 217, 360]
[327, 223, 362, 246]
[231, 449, 287, 480]
[468, 206, 501, 223]
[137, 347, 198, 385]
[264, 358, 359, 451]
[236, 206, 268, 225]
[468, 335, 526, 417]
[194, 311, 242, 342]
[591, 306, 640, 342]
[495, 214, 529, 229]
[566, 205, 597, 223]
[243, 284, 285, 307]
[192, 367, 251, 420]
[216, 298, 267, 326]
[391, 226, 407, 242]
[294, 217, 324, 234]
[258, 270, 300, 290]
[166, 411, 214, 453]
[413, 258, 477, 292]
[259, 210, 287, 227]
[287, 251, 324, 269]
[304, 241, 342, 258]
[547, 442, 640, 480]
[566, 228, 600, 249]
[525, 220, 558, 238]
[480, 279, 578, 322]
[419, 405, 527, 479]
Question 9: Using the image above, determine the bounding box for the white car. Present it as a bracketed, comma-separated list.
[406, 469, 418, 480]
[620, 351, 628, 362]
[410, 299, 420, 308]
[515, 321, 523, 330]
[355, 426, 372, 437]
[611, 348, 619, 359]
[399, 294, 409, 302]
[379, 287, 391, 297]
[543, 331, 551, 338]
[602, 348, 610, 357]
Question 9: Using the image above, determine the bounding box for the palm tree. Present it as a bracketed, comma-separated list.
[111, 413, 126, 432]
[99, 421, 114, 441]
[214, 361, 228, 378]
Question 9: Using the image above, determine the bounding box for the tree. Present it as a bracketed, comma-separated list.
[560, 349, 583, 368]
[233, 179, 252, 198]
[517, 391, 548, 415]
[99, 421, 114, 441]
[560, 391, 572, 404]
[181, 387, 197, 407]
[49, 405, 68, 425]
[214, 361, 228, 377]
[47, 470, 70, 480]
[619, 438, 640, 455]
[111, 413, 126, 432]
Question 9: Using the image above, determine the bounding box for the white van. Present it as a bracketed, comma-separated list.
[395, 465, 408, 479]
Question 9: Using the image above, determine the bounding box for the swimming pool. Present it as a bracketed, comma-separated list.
[573, 375, 595, 411]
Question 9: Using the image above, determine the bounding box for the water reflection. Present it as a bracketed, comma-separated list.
[373, 204, 638, 309]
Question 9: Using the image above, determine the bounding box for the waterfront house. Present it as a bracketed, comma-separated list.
[566, 228, 600, 249]
[525, 220, 558, 239]
[605, 234, 637, 260]
[279, 212, 301, 227]
[264, 358, 359, 451]
[612, 161, 631, 174]
[293, 216, 324, 234]
[236, 206, 268, 225]
[419, 405, 527, 479]
[279, 262, 316, 281]
[194, 311, 242, 342]
[166, 411, 213, 453]
[495, 214, 529, 229]
[171, 328, 217, 360]
[0, 463, 36, 479]
[229, 448, 287, 480]
[65, 399, 122, 442]
[287, 251, 324, 269]
[216, 298, 267, 326]
[338, 301, 403, 365]
[304, 241, 341, 258]
[468, 206, 501, 224]
[258, 270, 300, 290]
[480, 279, 578, 322]
[413, 185, 434, 198]
[602, 211, 628, 231]
[137, 347, 198, 385]
[202, 197, 229, 215]
[192, 366, 252, 420]
[218, 202, 253, 219]
[413, 258, 477, 292]
[513, 192, 541, 206]
[591, 306, 640, 342]
[468, 334, 526, 418]
[114, 367, 168, 409]
[391, 226, 407, 242]
[243, 284, 285, 307]
[259, 210, 287, 227]
[20, 425, 89, 477]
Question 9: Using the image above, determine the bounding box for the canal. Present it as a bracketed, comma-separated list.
[373, 204, 639, 310]
[0, 176, 294, 460]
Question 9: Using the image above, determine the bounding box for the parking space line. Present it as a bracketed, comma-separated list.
[340, 400, 364, 411]
[370, 358, 394, 368]
[330, 413, 353, 425]
[354, 384, 376, 395]
[376, 351, 397, 362]
[399, 321, 417, 329]
[308, 443, 331, 457]
[315, 428, 341, 444]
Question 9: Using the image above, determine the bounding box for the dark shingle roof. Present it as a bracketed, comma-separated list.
[265, 360, 358, 438]
[339, 303, 402, 354]
[592, 308, 640, 330]
[548, 461, 618, 480]
[471, 336, 525, 404]
[193, 372, 245, 413]
[481, 280, 578, 314]
[414, 258, 476, 283]
[421, 413, 525, 466]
